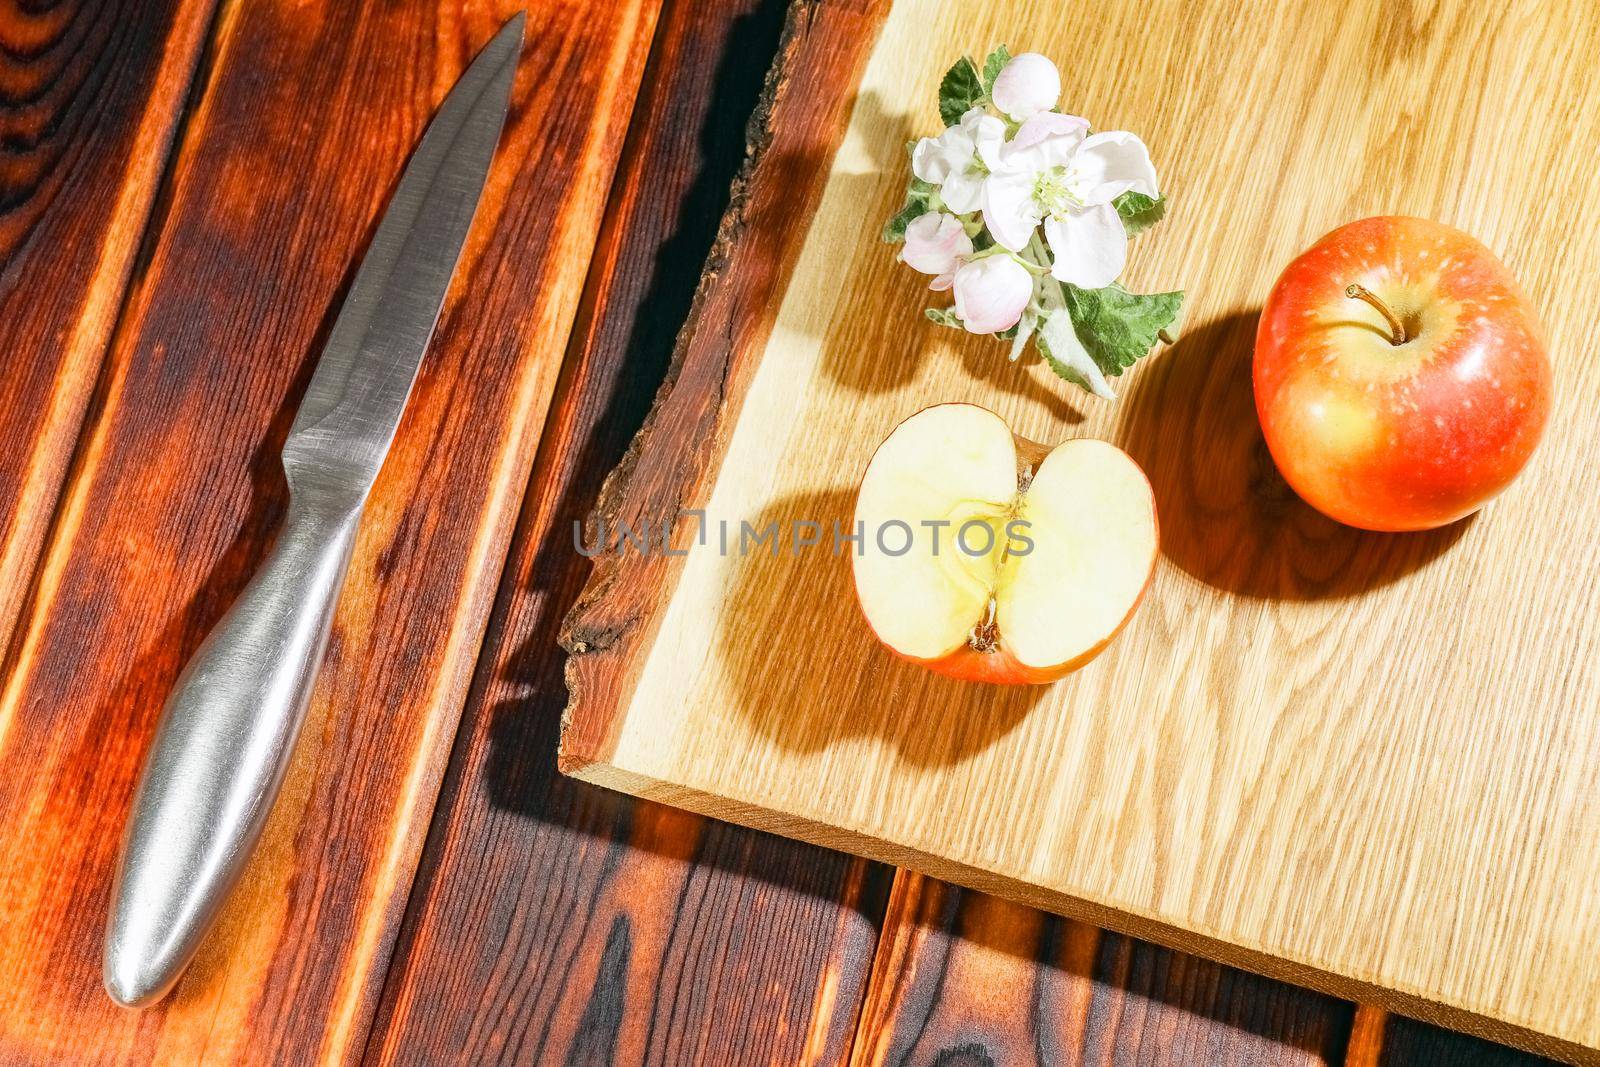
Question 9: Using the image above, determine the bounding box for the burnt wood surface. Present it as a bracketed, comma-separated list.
[853, 873, 1355, 1067]
[0, 0, 1565, 1064]
[365, 1, 895, 1062]
[0, 1, 660, 1062]
[0, 0, 217, 659]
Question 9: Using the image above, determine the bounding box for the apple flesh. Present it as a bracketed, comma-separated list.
[851, 404, 1158, 685]
[1255, 216, 1551, 532]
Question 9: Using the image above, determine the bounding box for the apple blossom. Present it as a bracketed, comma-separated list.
[990, 52, 1060, 121]
[977, 111, 1089, 250]
[911, 107, 1005, 213]
[952, 255, 1033, 334]
[985, 117, 1158, 289]
[901, 211, 972, 290]
[881, 45, 1183, 397]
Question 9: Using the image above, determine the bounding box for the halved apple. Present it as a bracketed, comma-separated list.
[851, 404, 1158, 685]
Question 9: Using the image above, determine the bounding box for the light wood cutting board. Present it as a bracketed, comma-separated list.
[560, 0, 1600, 1058]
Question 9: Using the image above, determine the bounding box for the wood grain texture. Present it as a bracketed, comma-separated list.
[557, 0, 894, 761]
[365, 1, 894, 1062]
[1341, 1006, 1390, 1067]
[562, 0, 1600, 1059]
[0, 1, 659, 1062]
[1342, 1005, 1559, 1067]
[1374, 1012, 1562, 1067]
[850, 872, 1356, 1067]
[0, 0, 217, 657]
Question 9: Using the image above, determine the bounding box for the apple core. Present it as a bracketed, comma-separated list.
[852, 404, 1158, 685]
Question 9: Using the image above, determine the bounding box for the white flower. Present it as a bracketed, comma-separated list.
[952, 255, 1033, 334]
[911, 107, 1005, 214]
[901, 212, 972, 290]
[981, 114, 1158, 289]
[990, 53, 1060, 121]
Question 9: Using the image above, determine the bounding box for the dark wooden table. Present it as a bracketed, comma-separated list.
[0, 0, 1563, 1063]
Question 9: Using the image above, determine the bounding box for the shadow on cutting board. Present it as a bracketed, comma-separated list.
[716, 315, 1476, 763]
[718, 488, 1044, 767]
[1118, 310, 1471, 600]
[813, 91, 1087, 426]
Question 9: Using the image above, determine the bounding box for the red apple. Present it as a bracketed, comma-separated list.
[1254, 216, 1551, 532]
[851, 404, 1158, 685]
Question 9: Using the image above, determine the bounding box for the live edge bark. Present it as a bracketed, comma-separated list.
[558, 0, 893, 768]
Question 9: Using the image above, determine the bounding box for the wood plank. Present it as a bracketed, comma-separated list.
[0, 1, 660, 1062]
[1374, 1012, 1561, 1067]
[848, 879, 1558, 1066]
[560, 0, 1600, 1060]
[365, 1, 894, 1062]
[1341, 1006, 1391, 1067]
[849, 872, 1356, 1067]
[1342, 1007, 1560, 1067]
[0, 0, 217, 656]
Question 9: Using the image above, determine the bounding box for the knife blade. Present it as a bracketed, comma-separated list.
[103, 12, 523, 1008]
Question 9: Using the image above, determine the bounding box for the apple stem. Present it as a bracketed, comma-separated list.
[1345, 283, 1407, 345]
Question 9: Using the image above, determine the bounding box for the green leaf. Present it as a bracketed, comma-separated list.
[980, 45, 1012, 93]
[882, 201, 923, 242]
[881, 178, 940, 242]
[1036, 313, 1115, 398]
[1113, 192, 1167, 236]
[1062, 283, 1183, 378]
[1007, 306, 1038, 361]
[938, 56, 984, 126]
[925, 307, 963, 329]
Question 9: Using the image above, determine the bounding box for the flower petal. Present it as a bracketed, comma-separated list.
[990, 53, 1060, 121]
[962, 108, 1009, 171]
[953, 255, 1034, 334]
[941, 167, 985, 214]
[1070, 130, 1158, 205]
[999, 112, 1088, 173]
[1010, 112, 1090, 154]
[1045, 203, 1127, 289]
[981, 170, 1042, 252]
[901, 211, 973, 275]
[911, 123, 975, 185]
[910, 136, 949, 184]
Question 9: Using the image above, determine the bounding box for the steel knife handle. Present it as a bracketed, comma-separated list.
[104, 490, 361, 1006]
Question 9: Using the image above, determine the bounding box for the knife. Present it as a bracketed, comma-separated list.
[103, 13, 523, 1008]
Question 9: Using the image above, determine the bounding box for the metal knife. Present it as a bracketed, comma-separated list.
[103, 12, 524, 1008]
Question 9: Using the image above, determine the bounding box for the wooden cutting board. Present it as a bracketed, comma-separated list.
[560, 0, 1600, 1060]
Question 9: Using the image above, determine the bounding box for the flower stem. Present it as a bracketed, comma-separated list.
[1024, 231, 1051, 269]
[1345, 283, 1407, 345]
